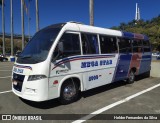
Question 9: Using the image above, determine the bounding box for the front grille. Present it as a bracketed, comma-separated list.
[13, 73, 25, 92]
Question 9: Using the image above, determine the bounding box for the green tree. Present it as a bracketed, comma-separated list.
[119, 22, 126, 30]
[111, 15, 160, 51]
[128, 20, 136, 27]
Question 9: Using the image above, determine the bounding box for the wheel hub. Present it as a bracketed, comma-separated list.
[129, 72, 134, 81]
[63, 85, 76, 100]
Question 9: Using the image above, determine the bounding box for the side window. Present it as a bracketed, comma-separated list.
[132, 40, 143, 53]
[132, 40, 142, 47]
[81, 33, 99, 54]
[99, 35, 117, 54]
[54, 33, 81, 60]
[143, 40, 150, 47]
[143, 47, 151, 52]
[143, 40, 151, 52]
[118, 38, 132, 53]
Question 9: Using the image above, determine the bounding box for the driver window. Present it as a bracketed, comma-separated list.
[53, 33, 81, 60]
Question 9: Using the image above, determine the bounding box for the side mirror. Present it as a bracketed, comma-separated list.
[58, 41, 64, 53]
[16, 52, 21, 57]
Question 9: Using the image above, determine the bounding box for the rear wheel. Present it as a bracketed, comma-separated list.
[59, 80, 79, 105]
[127, 70, 135, 84]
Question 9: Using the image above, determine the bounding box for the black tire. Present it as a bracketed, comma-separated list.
[144, 71, 150, 78]
[127, 70, 135, 84]
[59, 80, 79, 105]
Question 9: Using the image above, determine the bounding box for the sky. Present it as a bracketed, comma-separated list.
[0, 0, 160, 36]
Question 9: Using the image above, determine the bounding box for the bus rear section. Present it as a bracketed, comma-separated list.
[113, 32, 151, 83]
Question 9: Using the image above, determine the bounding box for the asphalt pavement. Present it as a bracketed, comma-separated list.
[0, 62, 160, 123]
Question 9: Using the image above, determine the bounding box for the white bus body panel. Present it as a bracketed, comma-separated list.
[77, 24, 122, 37]
[48, 54, 119, 99]
[12, 22, 122, 101]
[12, 61, 49, 101]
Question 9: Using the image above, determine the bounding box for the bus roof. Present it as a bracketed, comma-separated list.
[66, 22, 149, 40]
[40, 22, 149, 41]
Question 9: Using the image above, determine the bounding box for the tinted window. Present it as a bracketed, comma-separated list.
[118, 38, 132, 53]
[99, 35, 117, 54]
[62, 33, 80, 52]
[54, 33, 81, 59]
[132, 40, 142, 47]
[17, 28, 61, 64]
[81, 33, 99, 54]
[132, 40, 143, 53]
[143, 47, 151, 52]
[143, 40, 150, 47]
[143, 40, 151, 52]
[133, 47, 143, 53]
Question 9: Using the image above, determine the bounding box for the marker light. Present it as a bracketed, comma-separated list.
[28, 75, 47, 81]
[53, 80, 58, 85]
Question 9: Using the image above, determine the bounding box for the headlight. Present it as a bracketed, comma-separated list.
[28, 75, 47, 81]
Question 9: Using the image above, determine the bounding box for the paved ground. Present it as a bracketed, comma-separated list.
[0, 62, 160, 123]
[152, 56, 157, 61]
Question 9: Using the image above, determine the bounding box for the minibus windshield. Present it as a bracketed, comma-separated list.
[17, 28, 61, 64]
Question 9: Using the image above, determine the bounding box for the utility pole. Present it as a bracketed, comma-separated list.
[35, 0, 39, 32]
[89, 0, 94, 26]
[11, 0, 14, 56]
[2, 0, 5, 55]
[21, 0, 24, 50]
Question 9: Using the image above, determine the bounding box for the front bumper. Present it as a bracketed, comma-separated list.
[12, 75, 49, 102]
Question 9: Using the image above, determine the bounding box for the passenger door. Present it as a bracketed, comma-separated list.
[49, 32, 82, 98]
[50, 31, 82, 76]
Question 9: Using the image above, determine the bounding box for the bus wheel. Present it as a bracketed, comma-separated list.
[60, 81, 79, 104]
[127, 70, 135, 84]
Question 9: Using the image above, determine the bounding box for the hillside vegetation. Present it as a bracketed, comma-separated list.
[0, 37, 27, 54]
[111, 15, 160, 51]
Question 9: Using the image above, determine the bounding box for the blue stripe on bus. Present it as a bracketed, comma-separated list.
[14, 64, 32, 70]
[112, 54, 120, 82]
[52, 54, 116, 70]
[113, 54, 132, 82]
